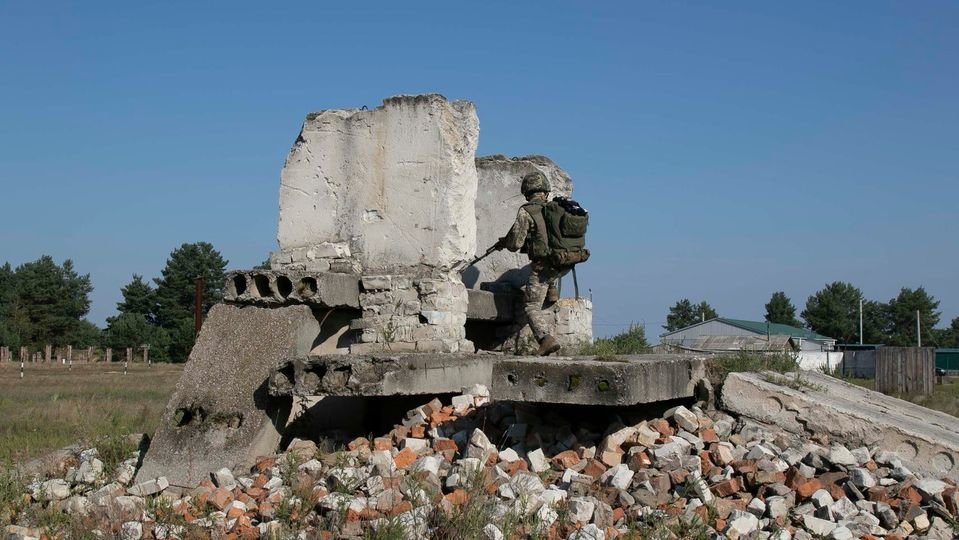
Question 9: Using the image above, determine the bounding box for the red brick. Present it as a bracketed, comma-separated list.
[711, 478, 741, 497]
[669, 469, 688, 485]
[731, 460, 757, 474]
[784, 467, 805, 490]
[394, 448, 417, 469]
[582, 459, 608, 480]
[388, 500, 412, 516]
[410, 425, 426, 438]
[347, 437, 371, 451]
[899, 485, 922, 505]
[433, 438, 458, 453]
[552, 449, 582, 470]
[628, 451, 651, 470]
[700, 428, 719, 443]
[795, 479, 823, 499]
[444, 489, 469, 505]
[502, 459, 528, 476]
[253, 474, 268, 489]
[373, 437, 392, 451]
[253, 456, 275, 473]
[209, 487, 233, 511]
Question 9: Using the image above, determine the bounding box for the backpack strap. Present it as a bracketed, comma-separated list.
[521, 202, 551, 260]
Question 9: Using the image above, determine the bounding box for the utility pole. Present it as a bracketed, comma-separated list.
[859, 299, 863, 345]
[917, 310, 921, 347]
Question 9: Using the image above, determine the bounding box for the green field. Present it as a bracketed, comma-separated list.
[0, 362, 183, 465]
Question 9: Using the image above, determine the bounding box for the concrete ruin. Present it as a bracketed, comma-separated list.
[139, 94, 599, 485]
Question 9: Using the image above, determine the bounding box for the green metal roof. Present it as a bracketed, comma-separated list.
[717, 318, 834, 342]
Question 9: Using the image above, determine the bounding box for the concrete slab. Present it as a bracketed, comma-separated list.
[137, 304, 320, 488]
[721, 371, 959, 481]
[223, 270, 359, 308]
[270, 353, 710, 407]
[491, 354, 708, 406]
[270, 354, 495, 397]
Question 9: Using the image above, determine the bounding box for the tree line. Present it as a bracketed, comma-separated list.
[0, 242, 227, 362]
[662, 282, 959, 347]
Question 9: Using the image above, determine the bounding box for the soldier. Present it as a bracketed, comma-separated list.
[495, 171, 568, 356]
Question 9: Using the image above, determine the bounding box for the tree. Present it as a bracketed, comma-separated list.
[801, 282, 887, 344]
[0, 263, 17, 349]
[153, 242, 228, 361]
[116, 274, 156, 321]
[101, 313, 169, 360]
[764, 291, 801, 327]
[885, 287, 940, 346]
[932, 317, 959, 348]
[664, 298, 717, 332]
[6, 256, 96, 348]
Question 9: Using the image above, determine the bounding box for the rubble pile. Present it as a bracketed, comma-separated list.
[5, 386, 959, 540]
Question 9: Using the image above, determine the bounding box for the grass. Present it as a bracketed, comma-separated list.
[0, 362, 183, 465]
[578, 324, 650, 356]
[844, 375, 959, 418]
[707, 351, 800, 383]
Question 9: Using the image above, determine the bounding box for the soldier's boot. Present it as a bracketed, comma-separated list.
[544, 283, 560, 307]
[536, 335, 561, 356]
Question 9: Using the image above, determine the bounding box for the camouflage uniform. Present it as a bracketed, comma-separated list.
[500, 192, 569, 342]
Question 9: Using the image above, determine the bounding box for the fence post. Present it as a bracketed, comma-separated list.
[106, 348, 112, 363]
[87, 346, 93, 363]
[125, 347, 131, 375]
[142, 344, 150, 367]
[67, 345, 73, 371]
[44, 344, 52, 363]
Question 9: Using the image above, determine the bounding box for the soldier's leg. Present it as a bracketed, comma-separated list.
[525, 265, 569, 343]
[524, 267, 551, 341]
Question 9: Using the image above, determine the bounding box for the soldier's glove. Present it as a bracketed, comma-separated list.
[493, 237, 509, 250]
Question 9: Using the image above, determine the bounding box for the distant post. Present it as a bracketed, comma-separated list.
[67, 345, 73, 371]
[44, 345, 51, 363]
[125, 347, 131, 375]
[87, 346, 93, 363]
[106, 347, 113, 363]
[142, 344, 151, 367]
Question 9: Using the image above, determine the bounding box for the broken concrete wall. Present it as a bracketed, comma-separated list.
[468, 155, 573, 290]
[721, 371, 959, 482]
[137, 304, 321, 488]
[273, 94, 479, 275]
[351, 274, 472, 353]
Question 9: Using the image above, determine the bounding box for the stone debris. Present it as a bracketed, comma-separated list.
[5, 385, 959, 540]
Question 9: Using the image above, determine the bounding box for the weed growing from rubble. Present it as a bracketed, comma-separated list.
[279, 451, 300, 486]
[762, 372, 825, 392]
[0, 466, 26, 527]
[707, 351, 800, 383]
[94, 431, 137, 477]
[622, 508, 710, 540]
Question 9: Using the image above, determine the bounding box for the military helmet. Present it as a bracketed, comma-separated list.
[521, 171, 550, 195]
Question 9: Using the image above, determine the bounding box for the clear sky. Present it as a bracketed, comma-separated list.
[1, 1, 957, 337]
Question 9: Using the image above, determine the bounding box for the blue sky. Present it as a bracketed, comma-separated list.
[1, 1, 957, 337]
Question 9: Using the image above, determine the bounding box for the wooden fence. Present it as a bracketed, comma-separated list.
[875, 347, 935, 396]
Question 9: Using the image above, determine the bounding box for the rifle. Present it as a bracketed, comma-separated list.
[459, 243, 500, 273]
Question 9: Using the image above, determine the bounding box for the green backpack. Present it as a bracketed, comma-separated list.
[522, 197, 590, 266]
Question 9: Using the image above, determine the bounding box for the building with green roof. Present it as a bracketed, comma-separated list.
[660, 317, 837, 352]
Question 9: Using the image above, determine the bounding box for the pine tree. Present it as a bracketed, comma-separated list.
[764, 291, 801, 327]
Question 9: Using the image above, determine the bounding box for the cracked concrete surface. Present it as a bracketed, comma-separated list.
[721, 371, 959, 481]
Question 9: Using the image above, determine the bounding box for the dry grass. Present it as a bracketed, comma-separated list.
[0, 362, 182, 465]
[846, 375, 959, 418]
